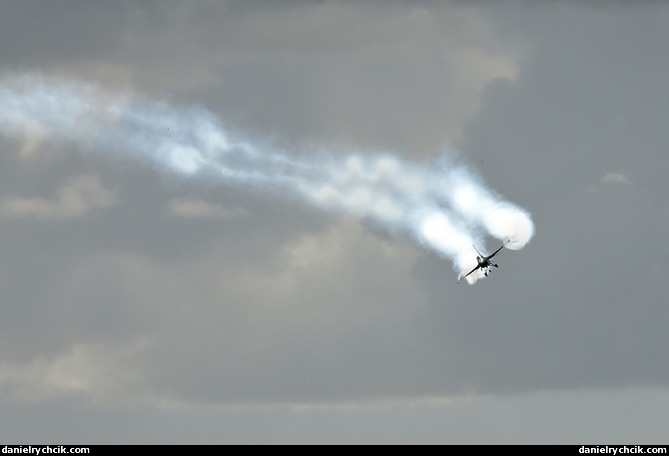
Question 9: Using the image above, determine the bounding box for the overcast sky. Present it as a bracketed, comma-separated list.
[1, 0, 668, 444]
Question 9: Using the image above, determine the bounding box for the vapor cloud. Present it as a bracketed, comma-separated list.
[0, 75, 533, 282]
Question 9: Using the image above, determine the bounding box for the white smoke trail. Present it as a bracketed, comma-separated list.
[0, 75, 534, 283]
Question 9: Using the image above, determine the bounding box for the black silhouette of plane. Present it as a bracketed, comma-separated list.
[458, 240, 510, 282]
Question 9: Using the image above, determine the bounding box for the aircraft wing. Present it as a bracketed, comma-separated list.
[489, 243, 506, 259]
[459, 265, 480, 282]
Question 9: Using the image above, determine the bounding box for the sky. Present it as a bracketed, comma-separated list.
[1, 0, 668, 444]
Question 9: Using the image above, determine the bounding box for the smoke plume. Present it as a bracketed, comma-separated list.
[0, 75, 534, 283]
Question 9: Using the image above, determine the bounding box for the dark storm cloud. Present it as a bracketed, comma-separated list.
[0, 1, 134, 65]
[450, 2, 669, 392]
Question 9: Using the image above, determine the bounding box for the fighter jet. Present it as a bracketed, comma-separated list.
[458, 240, 510, 282]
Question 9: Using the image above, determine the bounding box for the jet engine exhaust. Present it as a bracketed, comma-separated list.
[0, 75, 534, 283]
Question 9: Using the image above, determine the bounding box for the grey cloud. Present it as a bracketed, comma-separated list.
[0, 175, 117, 219]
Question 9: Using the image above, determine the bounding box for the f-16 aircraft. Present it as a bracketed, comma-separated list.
[458, 240, 510, 282]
